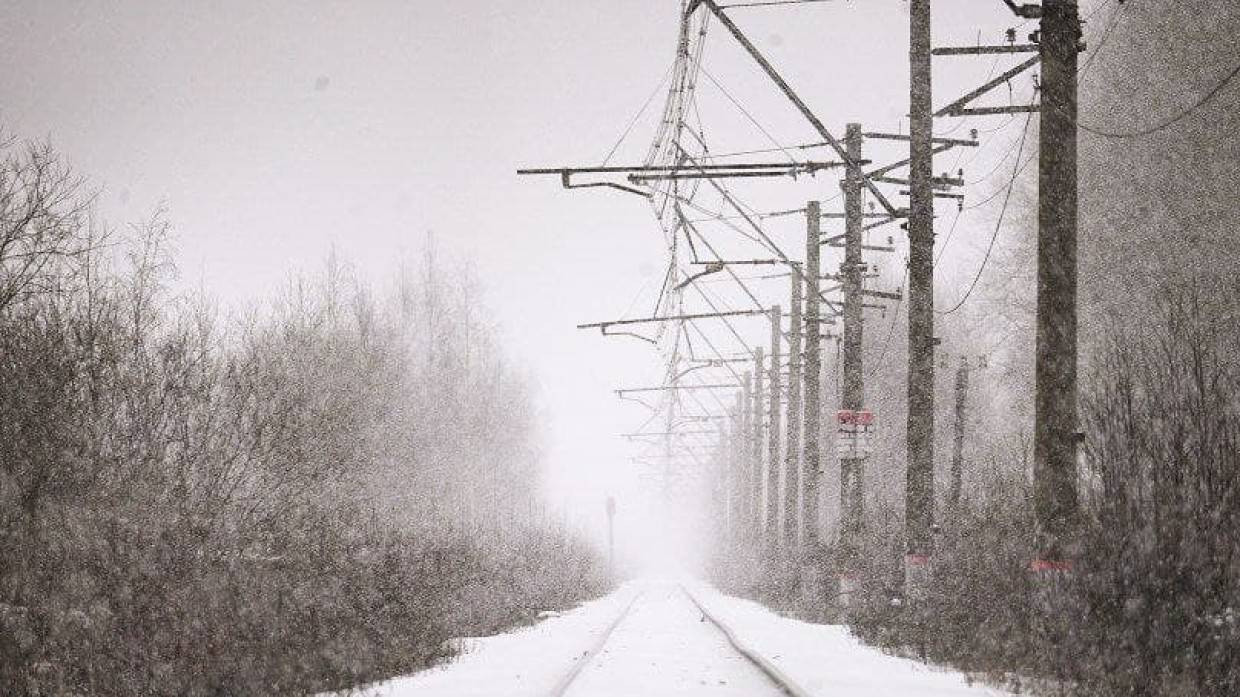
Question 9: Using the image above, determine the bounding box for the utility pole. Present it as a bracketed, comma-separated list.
[802, 202, 823, 563]
[766, 305, 782, 546]
[1033, 0, 1082, 572]
[752, 346, 766, 539]
[949, 357, 970, 512]
[606, 496, 616, 584]
[727, 399, 741, 540]
[741, 373, 754, 542]
[906, 0, 936, 599]
[839, 124, 867, 604]
[720, 412, 731, 540]
[783, 272, 803, 549]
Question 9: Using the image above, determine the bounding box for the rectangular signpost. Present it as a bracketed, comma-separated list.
[836, 409, 875, 459]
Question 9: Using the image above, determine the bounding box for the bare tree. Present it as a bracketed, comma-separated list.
[0, 138, 95, 311]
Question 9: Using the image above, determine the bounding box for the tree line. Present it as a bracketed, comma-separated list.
[0, 136, 605, 696]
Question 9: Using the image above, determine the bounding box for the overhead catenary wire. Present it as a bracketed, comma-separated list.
[693, 141, 831, 160]
[719, 0, 835, 8]
[699, 65, 800, 164]
[565, 0, 1230, 505]
[602, 60, 679, 166]
[610, 0, 892, 484]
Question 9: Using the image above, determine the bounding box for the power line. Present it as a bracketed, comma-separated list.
[866, 276, 903, 380]
[1080, 61, 1240, 139]
[962, 144, 1035, 211]
[1078, 0, 1125, 82]
[602, 60, 678, 166]
[699, 66, 800, 163]
[719, 0, 835, 8]
[940, 109, 1034, 316]
[693, 141, 829, 159]
[933, 206, 965, 268]
[963, 129, 1025, 185]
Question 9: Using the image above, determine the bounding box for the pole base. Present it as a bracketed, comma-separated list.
[838, 572, 859, 610]
[904, 553, 932, 603]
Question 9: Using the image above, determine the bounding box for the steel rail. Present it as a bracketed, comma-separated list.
[548, 590, 645, 697]
[678, 584, 815, 697]
[553, 586, 808, 697]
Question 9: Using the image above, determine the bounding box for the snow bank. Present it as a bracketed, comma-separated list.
[688, 582, 1019, 697]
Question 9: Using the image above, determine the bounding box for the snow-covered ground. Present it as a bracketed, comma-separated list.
[560, 583, 782, 696]
[349, 578, 1017, 696]
[686, 582, 1017, 697]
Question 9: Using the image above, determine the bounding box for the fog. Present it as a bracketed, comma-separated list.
[0, 1, 1059, 573]
[3, 1, 1237, 694]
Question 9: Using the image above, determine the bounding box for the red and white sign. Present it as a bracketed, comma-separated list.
[836, 409, 875, 458]
[836, 409, 875, 426]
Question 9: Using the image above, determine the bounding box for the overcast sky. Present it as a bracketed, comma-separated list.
[1, 0, 1117, 566]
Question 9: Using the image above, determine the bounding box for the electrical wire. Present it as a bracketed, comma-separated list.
[933, 206, 965, 268]
[699, 66, 800, 163]
[866, 288, 903, 380]
[1080, 61, 1240, 139]
[602, 59, 678, 165]
[962, 145, 1036, 211]
[719, 0, 836, 8]
[962, 138, 1019, 186]
[939, 109, 1034, 316]
[935, 44, 1004, 138]
[1078, 0, 1125, 82]
[694, 141, 829, 159]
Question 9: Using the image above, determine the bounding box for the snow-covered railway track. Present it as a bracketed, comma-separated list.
[550, 582, 809, 696]
[677, 584, 814, 697]
[547, 590, 644, 697]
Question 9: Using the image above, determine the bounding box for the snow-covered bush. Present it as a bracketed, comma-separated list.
[0, 138, 605, 696]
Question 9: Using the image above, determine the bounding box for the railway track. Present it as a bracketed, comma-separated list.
[550, 583, 813, 697]
[678, 584, 814, 697]
[547, 590, 645, 697]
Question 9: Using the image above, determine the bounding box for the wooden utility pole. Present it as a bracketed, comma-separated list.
[752, 346, 766, 537]
[839, 124, 866, 580]
[741, 372, 753, 542]
[949, 358, 970, 512]
[766, 305, 783, 544]
[802, 202, 823, 558]
[724, 396, 734, 538]
[783, 272, 803, 549]
[906, 0, 936, 597]
[1033, 0, 1082, 570]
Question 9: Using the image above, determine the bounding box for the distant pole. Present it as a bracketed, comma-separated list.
[606, 496, 616, 583]
[906, 0, 936, 600]
[838, 124, 867, 604]
[1033, 0, 1082, 572]
[949, 358, 970, 512]
[783, 271, 803, 549]
[741, 372, 753, 542]
[665, 367, 677, 506]
[802, 202, 823, 559]
[751, 345, 766, 538]
[766, 304, 783, 546]
[725, 401, 739, 539]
